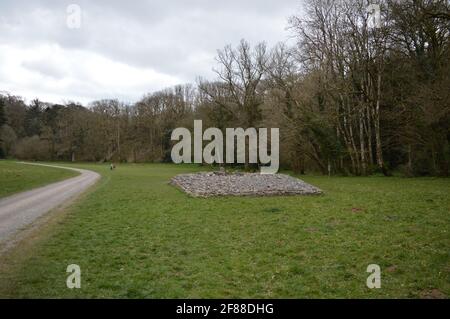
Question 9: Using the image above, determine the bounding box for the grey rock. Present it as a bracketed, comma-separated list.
[170, 172, 323, 198]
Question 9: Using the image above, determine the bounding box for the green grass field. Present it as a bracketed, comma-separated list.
[0, 161, 78, 198]
[0, 163, 449, 298]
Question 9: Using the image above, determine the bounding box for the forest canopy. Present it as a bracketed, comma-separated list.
[0, 0, 449, 176]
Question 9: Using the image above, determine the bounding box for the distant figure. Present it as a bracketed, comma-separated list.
[110, 163, 115, 170]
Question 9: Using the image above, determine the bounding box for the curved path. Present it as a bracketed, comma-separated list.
[0, 163, 100, 244]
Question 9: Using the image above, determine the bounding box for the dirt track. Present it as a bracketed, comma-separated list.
[0, 163, 100, 244]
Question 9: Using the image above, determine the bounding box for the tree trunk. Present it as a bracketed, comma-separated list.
[117, 121, 121, 162]
[366, 106, 374, 166]
[407, 144, 413, 176]
[374, 70, 386, 175]
[359, 108, 367, 175]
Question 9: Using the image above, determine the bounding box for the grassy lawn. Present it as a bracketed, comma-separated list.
[0, 161, 79, 198]
[0, 163, 449, 298]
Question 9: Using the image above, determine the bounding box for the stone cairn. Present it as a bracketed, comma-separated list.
[170, 170, 323, 198]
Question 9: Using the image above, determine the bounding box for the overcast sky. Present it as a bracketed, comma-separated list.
[0, 0, 301, 105]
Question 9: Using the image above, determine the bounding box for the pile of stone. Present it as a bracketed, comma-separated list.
[170, 172, 323, 198]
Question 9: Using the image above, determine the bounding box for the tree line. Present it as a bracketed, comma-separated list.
[0, 0, 449, 176]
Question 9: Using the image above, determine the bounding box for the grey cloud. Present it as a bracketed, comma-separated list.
[22, 59, 66, 79]
[0, 0, 301, 103]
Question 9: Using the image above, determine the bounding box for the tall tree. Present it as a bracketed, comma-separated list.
[212, 39, 268, 128]
[24, 99, 43, 137]
[0, 98, 6, 127]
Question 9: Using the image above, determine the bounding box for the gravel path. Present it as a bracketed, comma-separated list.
[171, 172, 322, 197]
[0, 163, 100, 244]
